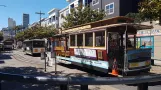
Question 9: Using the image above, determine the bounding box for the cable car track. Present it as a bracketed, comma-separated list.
[12, 53, 44, 66]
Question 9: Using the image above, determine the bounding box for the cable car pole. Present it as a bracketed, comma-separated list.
[123, 25, 128, 76]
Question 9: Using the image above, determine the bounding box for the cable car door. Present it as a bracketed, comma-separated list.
[108, 32, 124, 70]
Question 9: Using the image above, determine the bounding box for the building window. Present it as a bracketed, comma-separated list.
[85, 0, 90, 6]
[105, 2, 114, 15]
[92, 0, 99, 6]
[85, 33, 93, 46]
[70, 35, 75, 46]
[49, 18, 51, 23]
[66, 10, 69, 16]
[78, 0, 83, 6]
[77, 34, 83, 46]
[52, 16, 55, 22]
[70, 4, 74, 9]
[60, 14, 63, 18]
[56, 17, 58, 20]
[95, 31, 105, 47]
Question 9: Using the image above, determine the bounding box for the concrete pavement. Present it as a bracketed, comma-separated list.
[0, 49, 161, 90]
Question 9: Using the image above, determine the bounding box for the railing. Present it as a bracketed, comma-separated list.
[0, 72, 161, 90]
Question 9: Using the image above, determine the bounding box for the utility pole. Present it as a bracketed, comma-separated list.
[35, 11, 45, 26]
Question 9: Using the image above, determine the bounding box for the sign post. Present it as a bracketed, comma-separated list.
[41, 52, 47, 72]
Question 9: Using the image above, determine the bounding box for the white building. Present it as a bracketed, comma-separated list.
[41, 18, 49, 27]
[8, 18, 16, 29]
[48, 8, 60, 28]
[59, 6, 69, 28]
[67, 0, 89, 13]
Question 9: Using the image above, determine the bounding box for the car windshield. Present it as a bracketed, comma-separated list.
[33, 41, 45, 47]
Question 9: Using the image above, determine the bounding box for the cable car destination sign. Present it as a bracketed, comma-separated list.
[137, 29, 161, 36]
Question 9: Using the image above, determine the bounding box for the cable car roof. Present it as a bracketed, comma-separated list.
[61, 16, 153, 34]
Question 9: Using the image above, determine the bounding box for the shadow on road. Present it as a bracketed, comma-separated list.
[0, 66, 88, 90]
[0, 53, 12, 60]
[24, 53, 41, 57]
[0, 61, 5, 64]
[0, 66, 57, 90]
[0, 66, 51, 76]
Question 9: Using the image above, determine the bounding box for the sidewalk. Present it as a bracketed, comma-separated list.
[151, 57, 161, 66]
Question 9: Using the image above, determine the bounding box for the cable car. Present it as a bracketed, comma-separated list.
[23, 39, 45, 55]
[51, 16, 153, 76]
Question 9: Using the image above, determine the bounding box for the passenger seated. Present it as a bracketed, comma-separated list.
[123, 38, 133, 48]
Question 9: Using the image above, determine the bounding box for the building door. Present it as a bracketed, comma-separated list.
[108, 32, 124, 69]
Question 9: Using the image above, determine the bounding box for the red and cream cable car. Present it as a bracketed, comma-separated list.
[51, 16, 153, 75]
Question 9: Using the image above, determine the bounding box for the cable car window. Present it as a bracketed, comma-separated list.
[95, 31, 105, 47]
[77, 34, 83, 46]
[70, 35, 75, 46]
[85, 33, 93, 46]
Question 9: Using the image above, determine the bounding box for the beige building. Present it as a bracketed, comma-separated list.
[137, 21, 161, 59]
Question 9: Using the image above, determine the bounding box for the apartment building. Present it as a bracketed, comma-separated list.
[59, 6, 69, 28]
[67, 0, 92, 13]
[41, 18, 49, 27]
[90, 0, 139, 18]
[48, 8, 60, 28]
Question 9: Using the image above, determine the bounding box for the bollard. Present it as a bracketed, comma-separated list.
[137, 83, 148, 90]
[151, 59, 154, 66]
[41, 52, 47, 72]
[60, 85, 68, 90]
[81, 85, 88, 90]
[44, 52, 47, 72]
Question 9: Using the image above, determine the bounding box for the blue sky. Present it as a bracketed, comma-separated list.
[0, 0, 68, 29]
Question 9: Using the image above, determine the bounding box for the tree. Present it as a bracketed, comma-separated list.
[15, 26, 58, 41]
[0, 31, 3, 41]
[13, 25, 21, 35]
[139, 0, 161, 24]
[125, 13, 143, 23]
[62, 6, 106, 29]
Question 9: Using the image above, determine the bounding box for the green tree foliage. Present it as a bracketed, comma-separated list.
[62, 6, 105, 29]
[0, 31, 3, 41]
[15, 26, 58, 41]
[139, 0, 161, 24]
[125, 13, 143, 23]
[13, 25, 22, 34]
